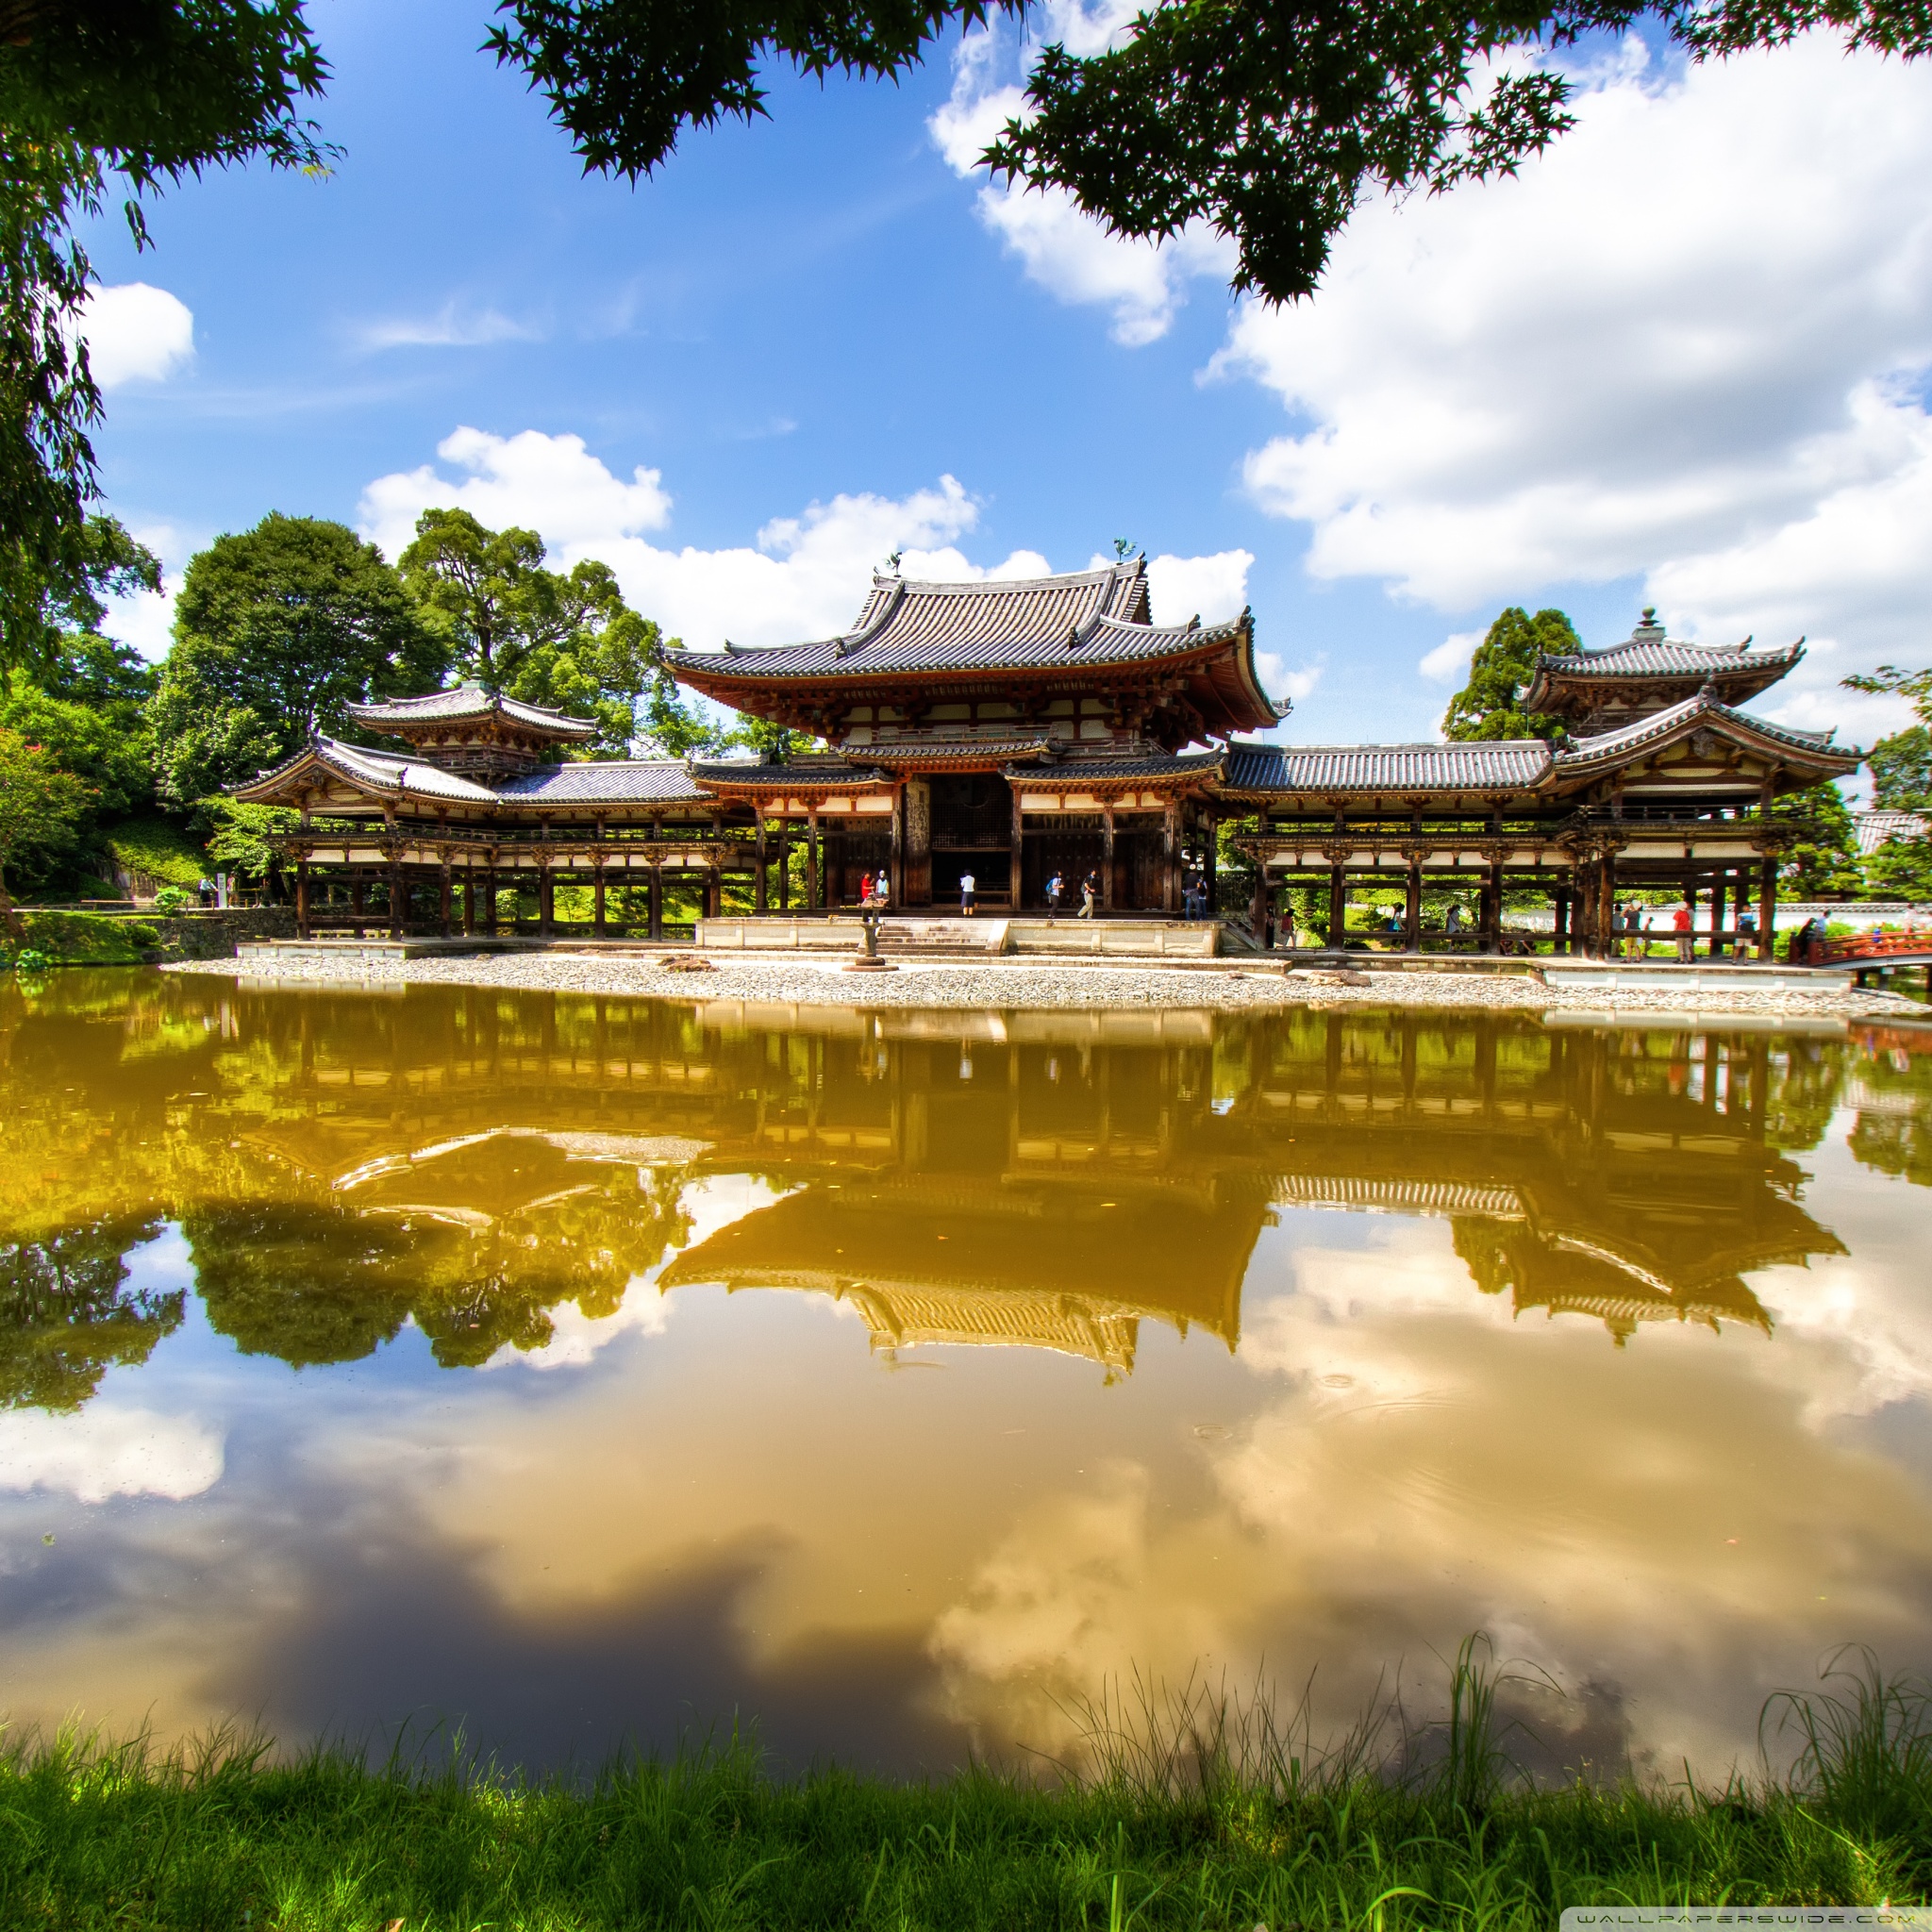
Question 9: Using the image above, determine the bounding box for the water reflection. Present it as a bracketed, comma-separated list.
[1, 972, 1930, 1778]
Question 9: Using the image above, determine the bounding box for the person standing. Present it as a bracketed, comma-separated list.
[1046, 870, 1063, 921]
[1279, 900, 1297, 949]
[1673, 900, 1693, 963]
[959, 870, 975, 916]
[1078, 873, 1097, 919]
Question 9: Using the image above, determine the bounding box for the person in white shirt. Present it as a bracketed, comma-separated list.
[959, 871, 975, 915]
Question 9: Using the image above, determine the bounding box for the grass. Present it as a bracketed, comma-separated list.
[3, 1650, 1929, 1930]
[9, 908, 160, 966]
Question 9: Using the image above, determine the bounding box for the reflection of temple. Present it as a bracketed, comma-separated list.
[1223, 1011, 1844, 1342]
[1, 976, 1861, 1390]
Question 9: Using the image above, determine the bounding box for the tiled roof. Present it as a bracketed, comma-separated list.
[306, 738, 500, 804]
[1221, 741, 1552, 793]
[499, 761, 706, 805]
[1531, 614, 1802, 685]
[661, 561, 1249, 680]
[346, 687, 601, 739]
[687, 758, 888, 790]
[1553, 693, 1851, 773]
[868, 738, 1054, 765]
[1012, 749, 1226, 782]
[1854, 809, 1929, 855]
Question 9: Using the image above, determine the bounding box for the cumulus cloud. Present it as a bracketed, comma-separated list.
[928, 13, 1235, 346]
[359, 425, 673, 561]
[361, 428, 1254, 654]
[1218, 36, 1932, 721]
[0, 1407, 223, 1504]
[1419, 631, 1481, 685]
[78, 282, 194, 389]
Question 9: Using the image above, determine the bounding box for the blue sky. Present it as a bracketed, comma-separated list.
[77, 0, 1932, 754]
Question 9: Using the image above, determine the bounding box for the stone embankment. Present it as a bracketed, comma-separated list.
[175, 943, 1928, 1023]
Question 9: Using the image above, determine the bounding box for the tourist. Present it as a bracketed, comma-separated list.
[1624, 902, 1642, 959]
[1045, 871, 1064, 920]
[1078, 873, 1097, 918]
[1444, 902, 1464, 939]
[1736, 905, 1756, 958]
[959, 870, 976, 916]
[1280, 901, 1297, 949]
[1673, 901, 1693, 963]
[873, 871, 891, 910]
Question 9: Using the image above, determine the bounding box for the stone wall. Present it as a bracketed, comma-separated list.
[147, 907, 297, 960]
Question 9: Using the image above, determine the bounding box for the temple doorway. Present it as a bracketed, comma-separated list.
[927, 774, 1013, 907]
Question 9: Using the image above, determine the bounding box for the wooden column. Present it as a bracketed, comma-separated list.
[295, 856, 310, 940]
[755, 817, 768, 915]
[1405, 858, 1422, 953]
[778, 822, 791, 911]
[889, 789, 904, 908]
[648, 864, 663, 941]
[439, 856, 453, 939]
[1328, 860, 1346, 946]
[1757, 855, 1776, 961]
[1684, 873, 1697, 960]
[1102, 806, 1115, 913]
[593, 864, 608, 937]
[1009, 785, 1024, 912]
[1553, 882, 1569, 955]
[461, 867, 475, 938]
[1205, 812, 1219, 915]
[1162, 801, 1181, 915]
[1712, 871, 1729, 958]
[351, 880, 364, 935]
[1597, 848, 1618, 958]
[388, 852, 404, 940]
[1250, 861, 1269, 944]
[538, 859, 554, 936]
[807, 809, 821, 912]
[707, 867, 722, 920]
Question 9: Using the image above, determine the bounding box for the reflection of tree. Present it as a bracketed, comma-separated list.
[1848, 1114, 1932, 1186]
[187, 1160, 695, 1371]
[0, 1218, 181, 1409]
[1766, 1041, 1846, 1153]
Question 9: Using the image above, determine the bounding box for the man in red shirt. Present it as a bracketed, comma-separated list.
[1673, 902, 1693, 963]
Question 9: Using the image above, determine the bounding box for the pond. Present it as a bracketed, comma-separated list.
[3, 969, 1930, 1782]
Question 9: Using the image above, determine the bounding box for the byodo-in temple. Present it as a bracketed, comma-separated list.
[236, 558, 1860, 955]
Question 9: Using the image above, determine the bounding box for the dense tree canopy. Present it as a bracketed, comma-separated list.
[399, 508, 662, 756]
[0, 721, 92, 935]
[0, 2, 326, 664]
[145, 512, 444, 803]
[1440, 606, 1575, 741]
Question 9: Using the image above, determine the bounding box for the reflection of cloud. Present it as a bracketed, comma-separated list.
[0, 1407, 223, 1503]
[929, 1217, 1932, 1774]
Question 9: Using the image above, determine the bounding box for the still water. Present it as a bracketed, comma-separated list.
[3, 970, 1931, 1779]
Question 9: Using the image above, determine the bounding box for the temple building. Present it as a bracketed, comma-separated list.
[234, 560, 1859, 955]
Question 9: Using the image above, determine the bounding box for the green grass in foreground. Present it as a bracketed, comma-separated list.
[6, 1651, 1930, 1932]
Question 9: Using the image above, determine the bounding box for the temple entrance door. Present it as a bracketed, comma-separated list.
[927, 773, 1013, 908]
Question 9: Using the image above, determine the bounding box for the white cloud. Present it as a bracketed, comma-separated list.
[1219, 37, 1932, 716]
[1137, 547, 1253, 626]
[0, 1407, 223, 1504]
[78, 282, 194, 389]
[929, 17, 1235, 346]
[364, 429, 1244, 654]
[358, 425, 673, 562]
[357, 303, 542, 351]
[1420, 630, 1481, 684]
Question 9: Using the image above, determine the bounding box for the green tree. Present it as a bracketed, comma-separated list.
[499, 558, 661, 758]
[1773, 779, 1862, 901]
[1867, 726, 1932, 809]
[0, 513, 162, 685]
[145, 513, 444, 803]
[1441, 607, 1576, 742]
[401, 508, 678, 758]
[1864, 832, 1932, 901]
[0, 720, 92, 936]
[0, 3, 326, 658]
[489, 1, 1930, 308]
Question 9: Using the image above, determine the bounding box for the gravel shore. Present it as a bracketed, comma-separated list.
[185, 947, 1929, 1023]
